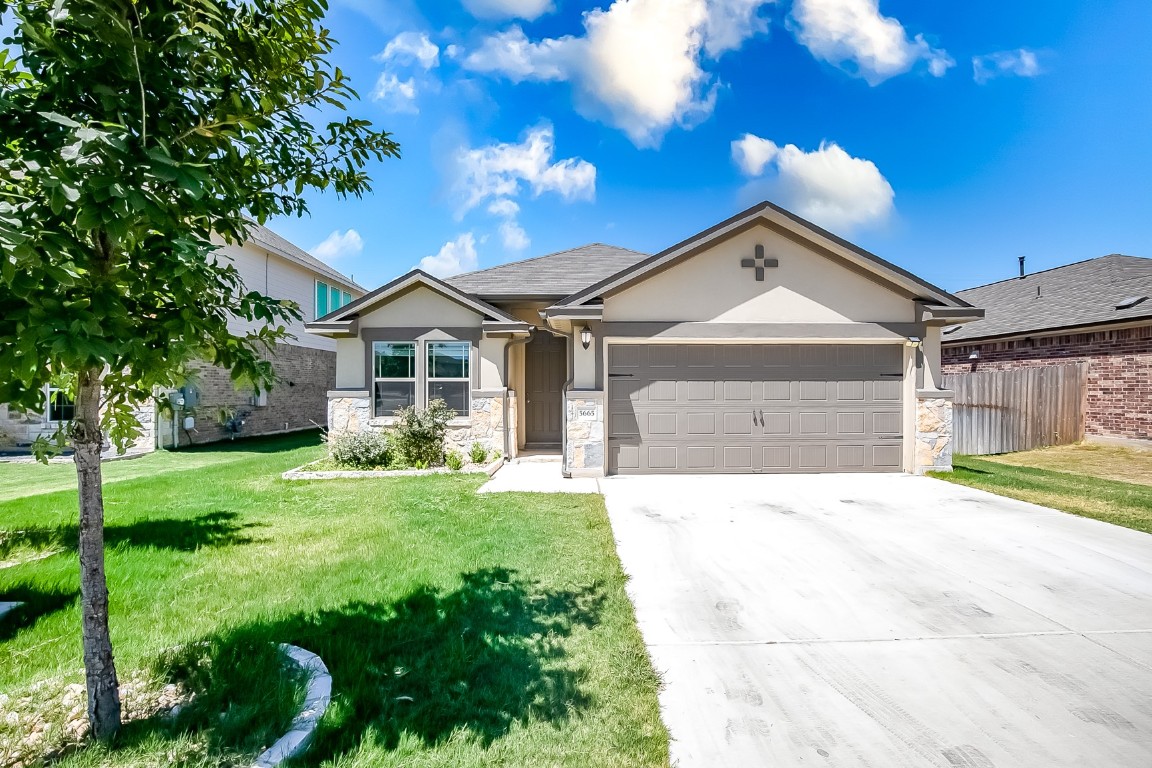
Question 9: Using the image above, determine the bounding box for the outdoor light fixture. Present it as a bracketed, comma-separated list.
[580, 325, 592, 350]
[906, 336, 922, 347]
[969, 351, 980, 360]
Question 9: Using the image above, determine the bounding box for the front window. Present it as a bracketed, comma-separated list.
[46, 386, 74, 423]
[373, 342, 416, 416]
[427, 341, 470, 415]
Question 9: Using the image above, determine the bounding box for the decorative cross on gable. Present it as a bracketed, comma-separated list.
[740, 244, 779, 281]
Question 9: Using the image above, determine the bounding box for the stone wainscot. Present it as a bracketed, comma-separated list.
[565, 392, 605, 477]
[328, 389, 514, 459]
[914, 391, 954, 474]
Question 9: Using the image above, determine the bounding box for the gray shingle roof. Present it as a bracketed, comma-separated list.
[246, 224, 364, 292]
[943, 254, 1152, 342]
[446, 243, 650, 300]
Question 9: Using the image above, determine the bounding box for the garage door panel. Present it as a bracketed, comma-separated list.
[607, 343, 904, 474]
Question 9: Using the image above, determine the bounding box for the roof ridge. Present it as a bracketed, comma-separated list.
[957, 254, 1148, 294]
[450, 242, 644, 280]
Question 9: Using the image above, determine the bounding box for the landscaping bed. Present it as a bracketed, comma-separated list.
[0, 431, 669, 767]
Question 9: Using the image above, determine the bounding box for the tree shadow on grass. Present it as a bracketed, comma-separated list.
[0, 585, 78, 641]
[118, 568, 605, 764]
[179, 429, 324, 455]
[0, 510, 261, 560]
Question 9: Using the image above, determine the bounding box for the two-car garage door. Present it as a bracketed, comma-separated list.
[606, 343, 905, 474]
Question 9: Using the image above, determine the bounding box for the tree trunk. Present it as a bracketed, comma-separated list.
[73, 368, 121, 741]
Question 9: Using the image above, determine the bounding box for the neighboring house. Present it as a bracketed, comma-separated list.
[941, 254, 1152, 445]
[0, 225, 362, 454]
[307, 202, 982, 476]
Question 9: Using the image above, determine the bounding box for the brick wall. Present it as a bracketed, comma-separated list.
[165, 343, 335, 446]
[942, 324, 1152, 441]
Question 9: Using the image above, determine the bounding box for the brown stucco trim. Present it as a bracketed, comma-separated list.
[597, 321, 925, 340]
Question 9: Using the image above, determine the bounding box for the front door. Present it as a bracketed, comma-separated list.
[525, 332, 566, 445]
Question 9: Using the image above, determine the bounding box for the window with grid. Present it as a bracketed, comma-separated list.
[372, 342, 416, 417]
[46, 386, 74, 423]
[427, 341, 470, 416]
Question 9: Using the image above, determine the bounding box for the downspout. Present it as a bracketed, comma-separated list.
[502, 330, 534, 460]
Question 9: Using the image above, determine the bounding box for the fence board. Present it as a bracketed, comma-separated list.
[942, 364, 1087, 455]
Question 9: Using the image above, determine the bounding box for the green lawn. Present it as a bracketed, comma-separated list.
[0, 432, 669, 767]
[932, 453, 1152, 534]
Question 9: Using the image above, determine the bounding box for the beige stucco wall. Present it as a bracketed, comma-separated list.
[360, 286, 483, 328]
[602, 225, 915, 324]
[335, 338, 366, 388]
[477, 337, 506, 390]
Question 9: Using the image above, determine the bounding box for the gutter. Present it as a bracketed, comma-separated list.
[502, 330, 534, 460]
[557, 328, 576, 479]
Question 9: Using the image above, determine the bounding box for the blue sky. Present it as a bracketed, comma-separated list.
[269, 0, 1152, 294]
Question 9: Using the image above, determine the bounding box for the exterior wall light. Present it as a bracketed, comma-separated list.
[580, 326, 592, 350]
[905, 336, 922, 347]
[968, 350, 980, 360]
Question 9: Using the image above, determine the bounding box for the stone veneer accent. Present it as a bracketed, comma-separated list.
[328, 391, 513, 460]
[942, 324, 1152, 442]
[914, 394, 954, 474]
[565, 393, 605, 476]
[0, 397, 155, 458]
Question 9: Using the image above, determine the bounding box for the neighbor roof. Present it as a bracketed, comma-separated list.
[246, 223, 365, 292]
[943, 254, 1152, 342]
[446, 243, 650, 300]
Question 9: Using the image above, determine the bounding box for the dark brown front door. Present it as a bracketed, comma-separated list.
[525, 332, 566, 445]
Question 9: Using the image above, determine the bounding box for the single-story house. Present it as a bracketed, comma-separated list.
[307, 202, 984, 476]
[942, 254, 1152, 445]
[0, 224, 362, 456]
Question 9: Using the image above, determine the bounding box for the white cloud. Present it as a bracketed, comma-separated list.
[487, 198, 521, 218]
[372, 32, 439, 112]
[463, 0, 776, 147]
[376, 32, 439, 70]
[789, 0, 952, 85]
[973, 48, 1043, 84]
[731, 134, 894, 231]
[417, 233, 479, 277]
[499, 220, 531, 251]
[311, 229, 364, 261]
[372, 74, 419, 113]
[463, 0, 554, 21]
[453, 123, 596, 215]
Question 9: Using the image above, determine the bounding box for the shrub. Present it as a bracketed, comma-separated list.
[391, 399, 456, 467]
[469, 442, 489, 465]
[445, 450, 465, 471]
[328, 430, 391, 469]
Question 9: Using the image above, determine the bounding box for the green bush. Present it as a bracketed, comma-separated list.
[328, 429, 391, 469]
[469, 442, 489, 465]
[445, 450, 465, 471]
[392, 399, 456, 467]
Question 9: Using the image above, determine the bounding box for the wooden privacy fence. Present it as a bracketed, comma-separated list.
[942, 364, 1088, 455]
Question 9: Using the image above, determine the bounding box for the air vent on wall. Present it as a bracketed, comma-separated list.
[1116, 296, 1148, 310]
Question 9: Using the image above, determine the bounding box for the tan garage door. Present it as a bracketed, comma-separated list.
[607, 343, 905, 474]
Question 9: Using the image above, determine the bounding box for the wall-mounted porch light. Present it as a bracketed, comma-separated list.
[579, 325, 592, 350]
[905, 336, 922, 348]
[968, 350, 980, 360]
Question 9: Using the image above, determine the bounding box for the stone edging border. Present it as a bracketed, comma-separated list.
[252, 644, 332, 768]
[282, 455, 505, 481]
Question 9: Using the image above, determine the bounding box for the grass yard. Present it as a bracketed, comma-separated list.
[0, 431, 669, 767]
[932, 445, 1152, 534]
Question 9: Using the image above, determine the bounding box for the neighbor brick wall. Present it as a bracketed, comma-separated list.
[165, 343, 335, 446]
[942, 324, 1152, 441]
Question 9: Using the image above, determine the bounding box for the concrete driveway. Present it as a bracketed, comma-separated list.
[600, 473, 1152, 768]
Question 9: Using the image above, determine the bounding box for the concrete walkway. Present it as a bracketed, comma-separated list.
[478, 456, 601, 494]
[601, 473, 1152, 768]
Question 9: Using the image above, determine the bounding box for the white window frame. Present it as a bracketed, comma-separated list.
[372, 341, 417, 418]
[426, 341, 471, 417]
[44, 384, 74, 424]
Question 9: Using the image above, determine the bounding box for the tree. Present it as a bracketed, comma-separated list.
[0, 0, 399, 740]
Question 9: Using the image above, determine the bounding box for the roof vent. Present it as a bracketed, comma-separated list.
[1116, 296, 1148, 310]
[942, 324, 962, 335]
